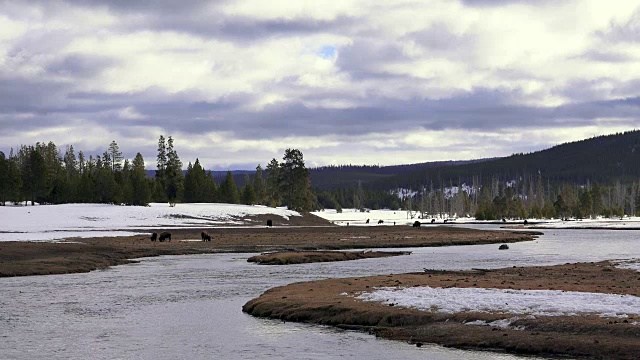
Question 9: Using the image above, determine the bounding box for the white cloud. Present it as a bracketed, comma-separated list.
[1, 0, 640, 168]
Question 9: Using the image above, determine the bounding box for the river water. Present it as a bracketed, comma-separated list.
[1, 227, 639, 359]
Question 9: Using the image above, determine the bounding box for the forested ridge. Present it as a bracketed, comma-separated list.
[3, 130, 640, 219]
[370, 130, 640, 190]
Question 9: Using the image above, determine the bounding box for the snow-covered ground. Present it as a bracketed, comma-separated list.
[527, 217, 640, 228]
[0, 203, 300, 242]
[311, 208, 463, 226]
[355, 286, 640, 318]
[615, 260, 640, 272]
[313, 208, 640, 228]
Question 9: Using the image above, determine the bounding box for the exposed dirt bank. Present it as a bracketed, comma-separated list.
[243, 261, 640, 359]
[0, 220, 537, 277]
[247, 250, 411, 265]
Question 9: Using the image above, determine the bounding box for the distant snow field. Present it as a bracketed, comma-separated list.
[615, 259, 640, 272]
[355, 286, 640, 318]
[0, 203, 300, 242]
[313, 208, 640, 228]
[311, 209, 448, 226]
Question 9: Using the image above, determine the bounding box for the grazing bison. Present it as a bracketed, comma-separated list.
[412, 221, 421, 228]
[499, 244, 509, 250]
[378, 220, 384, 224]
[444, 219, 448, 223]
[201, 231, 211, 242]
[150, 232, 157, 242]
[365, 219, 370, 224]
[158, 232, 172, 242]
[431, 219, 435, 224]
[267, 219, 273, 227]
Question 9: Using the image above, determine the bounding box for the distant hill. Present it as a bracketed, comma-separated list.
[309, 160, 493, 190]
[146, 160, 494, 190]
[145, 130, 640, 192]
[146, 169, 252, 181]
[369, 130, 640, 190]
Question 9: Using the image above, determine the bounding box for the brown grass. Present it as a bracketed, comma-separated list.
[247, 250, 411, 265]
[0, 214, 538, 277]
[243, 261, 640, 359]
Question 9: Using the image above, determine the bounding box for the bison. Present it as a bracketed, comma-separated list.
[150, 232, 158, 242]
[499, 244, 509, 250]
[267, 219, 273, 227]
[377, 220, 384, 224]
[431, 219, 435, 224]
[412, 221, 421, 228]
[365, 219, 370, 224]
[158, 232, 172, 242]
[201, 231, 211, 242]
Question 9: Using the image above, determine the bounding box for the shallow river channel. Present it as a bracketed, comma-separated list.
[1, 227, 639, 359]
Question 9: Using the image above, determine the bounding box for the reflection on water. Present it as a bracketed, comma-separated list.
[2, 228, 639, 359]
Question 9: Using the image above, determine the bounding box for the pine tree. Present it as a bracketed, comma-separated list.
[20, 146, 47, 205]
[241, 174, 257, 205]
[578, 189, 594, 218]
[253, 164, 265, 204]
[204, 171, 218, 202]
[279, 148, 314, 211]
[130, 153, 150, 206]
[0, 152, 8, 205]
[94, 155, 117, 203]
[265, 158, 280, 207]
[7, 151, 21, 203]
[165, 136, 183, 204]
[184, 158, 207, 202]
[220, 171, 240, 204]
[155, 135, 167, 201]
[63, 145, 77, 179]
[102, 150, 112, 175]
[78, 150, 85, 174]
[119, 159, 133, 204]
[108, 140, 124, 172]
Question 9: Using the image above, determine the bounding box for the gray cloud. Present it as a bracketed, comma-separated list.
[597, 8, 640, 43]
[2, 1, 640, 168]
[574, 50, 635, 63]
[46, 54, 118, 77]
[460, 0, 563, 6]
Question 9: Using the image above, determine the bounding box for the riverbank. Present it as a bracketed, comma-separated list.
[247, 250, 411, 265]
[0, 225, 538, 277]
[243, 261, 640, 359]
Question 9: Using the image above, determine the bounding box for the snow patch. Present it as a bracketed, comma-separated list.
[465, 318, 526, 331]
[355, 286, 640, 318]
[615, 259, 640, 272]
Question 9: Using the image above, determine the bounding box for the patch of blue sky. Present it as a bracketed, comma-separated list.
[318, 45, 336, 59]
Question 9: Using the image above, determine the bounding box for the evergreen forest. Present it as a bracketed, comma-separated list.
[3, 130, 640, 220]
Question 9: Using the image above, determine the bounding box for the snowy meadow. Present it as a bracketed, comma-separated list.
[312, 208, 640, 229]
[0, 203, 300, 241]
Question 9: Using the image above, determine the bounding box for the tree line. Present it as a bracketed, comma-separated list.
[0, 137, 316, 211]
[401, 174, 640, 220]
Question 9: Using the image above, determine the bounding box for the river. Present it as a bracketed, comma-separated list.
[1, 227, 638, 359]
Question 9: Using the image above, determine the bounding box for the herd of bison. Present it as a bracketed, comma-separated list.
[146, 219, 458, 243]
[146, 218, 451, 243]
[147, 218, 512, 250]
[149, 218, 276, 242]
[149, 230, 211, 242]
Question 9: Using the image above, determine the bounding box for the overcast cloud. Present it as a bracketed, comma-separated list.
[1, 0, 639, 169]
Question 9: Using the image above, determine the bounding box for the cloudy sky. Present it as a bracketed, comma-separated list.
[1, 0, 639, 170]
